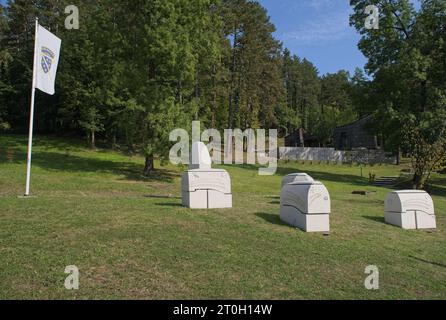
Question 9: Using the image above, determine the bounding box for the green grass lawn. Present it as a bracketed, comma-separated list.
[0, 134, 445, 300]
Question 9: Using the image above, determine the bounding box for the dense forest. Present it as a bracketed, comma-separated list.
[0, 1, 367, 157]
[0, 0, 445, 187]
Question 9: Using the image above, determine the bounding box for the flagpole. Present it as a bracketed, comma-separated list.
[25, 18, 39, 197]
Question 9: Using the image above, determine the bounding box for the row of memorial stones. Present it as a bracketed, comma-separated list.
[182, 143, 437, 232]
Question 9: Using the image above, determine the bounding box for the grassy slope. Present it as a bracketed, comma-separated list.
[0, 135, 445, 300]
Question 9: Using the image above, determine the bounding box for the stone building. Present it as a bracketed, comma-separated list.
[332, 115, 379, 150]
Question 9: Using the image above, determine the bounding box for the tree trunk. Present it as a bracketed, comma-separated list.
[90, 130, 96, 149]
[412, 173, 425, 190]
[143, 155, 154, 176]
[228, 23, 238, 128]
[211, 64, 217, 128]
[396, 148, 401, 165]
[112, 133, 117, 150]
[228, 92, 233, 128]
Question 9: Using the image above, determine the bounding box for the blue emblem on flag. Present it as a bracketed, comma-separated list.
[41, 47, 55, 74]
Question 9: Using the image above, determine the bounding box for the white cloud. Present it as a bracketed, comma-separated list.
[307, 0, 337, 10]
[285, 0, 346, 12]
[281, 9, 354, 45]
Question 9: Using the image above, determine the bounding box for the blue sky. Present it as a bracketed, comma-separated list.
[258, 0, 367, 76]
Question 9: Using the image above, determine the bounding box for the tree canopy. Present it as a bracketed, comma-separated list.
[350, 0, 446, 188]
[5, 0, 440, 177]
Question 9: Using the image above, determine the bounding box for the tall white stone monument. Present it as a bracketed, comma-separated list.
[189, 142, 212, 170]
[182, 142, 232, 209]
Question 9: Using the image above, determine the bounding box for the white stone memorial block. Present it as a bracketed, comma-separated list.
[280, 179, 331, 233]
[182, 142, 232, 209]
[281, 173, 315, 189]
[385, 190, 436, 230]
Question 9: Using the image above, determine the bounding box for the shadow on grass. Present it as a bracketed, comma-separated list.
[0, 134, 85, 151]
[276, 167, 369, 188]
[409, 256, 446, 269]
[220, 163, 369, 188]
[155, 202, 183, 208]
[255, 212, 288, 227]
[426, 178, 446, 198]
[362, 216, 386, 224]
[348, 198, 384, 206]
[391, 174, 446, 198]
[144, 195, 181, 199]
[0, 150, 176, 183]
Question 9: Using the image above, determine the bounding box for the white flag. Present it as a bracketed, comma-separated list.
[35, 25, 61, 95]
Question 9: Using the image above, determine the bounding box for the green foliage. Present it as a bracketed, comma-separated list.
[310, 71, 358, 146]
[0, 4, 11, 130]
[221, 0, 285, 130]
[350, 0, 446, 188]
[0, 0, 384, 171]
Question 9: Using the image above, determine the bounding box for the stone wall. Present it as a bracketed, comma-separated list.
[279, 147, 396, 164]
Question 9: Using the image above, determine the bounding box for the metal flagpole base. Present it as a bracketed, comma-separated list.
[18, 195, 37, 199]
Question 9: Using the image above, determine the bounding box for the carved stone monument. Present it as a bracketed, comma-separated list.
[182, 142, 232, 209]
[280, 174, 331, 232]
[385, 190, 436, 230]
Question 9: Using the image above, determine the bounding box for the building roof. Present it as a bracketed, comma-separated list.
[334, 115, 373, 131]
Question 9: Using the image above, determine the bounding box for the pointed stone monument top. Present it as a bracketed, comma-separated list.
[190, 142, 212, 170]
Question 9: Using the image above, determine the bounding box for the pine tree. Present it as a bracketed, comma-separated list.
[57, 0, 125, 149]
[349, 68, 372, 118]
[0, 3, 12, 130]
[220, 0, 285, 130]
[310, 70, 356, 146]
